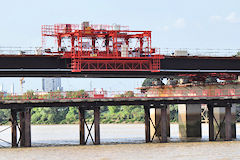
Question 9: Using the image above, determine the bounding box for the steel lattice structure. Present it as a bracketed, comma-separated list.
[42, 22, 164, 72]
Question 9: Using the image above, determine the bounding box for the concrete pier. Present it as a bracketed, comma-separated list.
[161, 106, 167, 142]
[213, 105, 236, 139]
[178, 104, 202, 138]
[94, 107, 100, 145]
[10, 109, 17, 147]
[144, 105, 150, 143]
[207, 104, 214, 141]
[19, 109, 31, 147]
[225, 106, 232, 141]
[78, 107, 85, 145]
[150, 107, 170, 141]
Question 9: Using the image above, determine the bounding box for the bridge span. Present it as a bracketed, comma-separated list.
[0, 55, 240, 78]
[0, 84, 239, 147]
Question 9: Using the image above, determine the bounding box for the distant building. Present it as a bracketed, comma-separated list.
[42, 78, 63, 92]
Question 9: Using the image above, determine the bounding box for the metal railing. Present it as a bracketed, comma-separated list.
[0, 47, 43, 55]
[155, 48, 240, 57]
[1, 47, 240, 57]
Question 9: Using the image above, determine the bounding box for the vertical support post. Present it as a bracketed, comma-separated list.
[144, 105, 150, 143]
[225, 106, 232, 141]
[208, 104, 214, 141]
[94, 107, 100, 145]
[79, 107, 85, 145]
[11, 109, 17, 147]
[24, 109, 31, 147]
[161, 106, 167, 143]
[19, 111, 25, 147]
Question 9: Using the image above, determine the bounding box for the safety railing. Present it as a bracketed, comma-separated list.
[154, 48, 240, 57]
[1, 88, 240, 102]
[0, 47, 43, 55]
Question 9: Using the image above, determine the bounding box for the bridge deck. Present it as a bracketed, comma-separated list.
[0, 55, 240, 77]
[1, 96, 239, 109]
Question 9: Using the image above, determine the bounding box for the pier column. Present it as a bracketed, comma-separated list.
[19, 109, 31, 147]
[225, 106, 232, 141]
[11, 109, 17, 147]
[144, 105, 150, 143]
[94, 107, 100, 145]
[78, 107, 85, 145]
[24, 109, 31, 147]
[19, 111, 25, 147]
[178, 104, 202, 138]
[161, 106, 167, 142]
[207, 104, 214, 141]
[213, 105, 236, 139]
[150, 107, 170, 140]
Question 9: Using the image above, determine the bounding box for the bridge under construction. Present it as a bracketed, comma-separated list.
[0, 22, 240, 148]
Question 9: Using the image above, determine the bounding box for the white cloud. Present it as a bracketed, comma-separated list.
[174, 18, 186, 29]
[225, 12, 240, 23]
[159, 25, 169, 31]
[210, 15, 222, 21]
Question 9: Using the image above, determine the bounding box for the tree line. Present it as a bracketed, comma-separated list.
[0, 79, 178, 125]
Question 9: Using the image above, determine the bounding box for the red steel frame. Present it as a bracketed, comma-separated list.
[42, 23, 164, 72]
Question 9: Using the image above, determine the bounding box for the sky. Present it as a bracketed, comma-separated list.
[0, 0, 240, 93]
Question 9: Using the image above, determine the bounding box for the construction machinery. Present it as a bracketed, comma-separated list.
[41, 22, 164, 72]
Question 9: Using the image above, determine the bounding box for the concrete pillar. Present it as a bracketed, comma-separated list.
[144, 105, 150, 143]
[94, 107, 100, 145]
[213, 105, 236, 139]
[24, 109, 31, 147]
[178, 104, 202, 138]
[11, 109, 17, 147]
[19, 111, 25, 147]
[207, 104, 214, 141]
[161, 106, 167, 142]
[225, 106, 232, 141]
[231, 104, 237, 139]
[150, 107, 170, 140]
[78, 107, 85, 145]
[19, 109, 31, 147]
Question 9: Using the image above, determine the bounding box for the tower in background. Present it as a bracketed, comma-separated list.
[42, 78, 63, 92]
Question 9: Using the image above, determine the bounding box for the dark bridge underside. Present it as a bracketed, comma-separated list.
[0, 55, 240, 78]
[0, 96, 239, 109]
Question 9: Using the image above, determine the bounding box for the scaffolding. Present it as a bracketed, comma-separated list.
[41, 22, 164, 72]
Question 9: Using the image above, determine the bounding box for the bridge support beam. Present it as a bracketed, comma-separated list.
[19, 109, 31, 147]
[178, 104, 202, 138]
[150, 106, 170, 141]
[213, 105, 236, 139]
[11, 109, 18, 147]
[94, 107, 100, 145]
[78, 107, 85, 145]
[144, 105, 150, 143]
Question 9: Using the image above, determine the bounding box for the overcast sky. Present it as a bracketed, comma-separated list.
[0, 0, 239, 93]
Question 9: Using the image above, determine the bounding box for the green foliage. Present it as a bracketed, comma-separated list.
[24, 90, 38, 99]
[0, 109, 10, 124]
[169, 105, 178, 122]
[142, 78, 155, 87]
[0, 89, 180, 125]
[66, 90, 88, 98]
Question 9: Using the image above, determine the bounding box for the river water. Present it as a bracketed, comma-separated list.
[0, 123, 240, 159]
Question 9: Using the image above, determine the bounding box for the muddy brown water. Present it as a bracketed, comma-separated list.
[0, 124, 240, 160]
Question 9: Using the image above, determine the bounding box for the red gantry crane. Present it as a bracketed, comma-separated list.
[41, 22, 164, 72]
